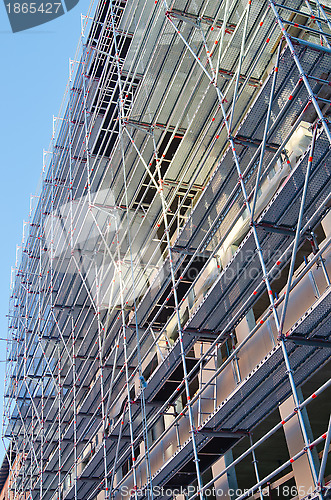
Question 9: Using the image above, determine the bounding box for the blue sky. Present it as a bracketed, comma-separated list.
[0, 0, 92, 462]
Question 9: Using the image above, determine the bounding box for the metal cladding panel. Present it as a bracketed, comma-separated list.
[186, 231, 257, 330]
[172, 0, 191, 11]
[239, 53, 298, 142]
[166, 85, 222, 185]
[287, 287, 331, 338]
[196, 1, 226, 21]
[233, 345, 331, 430]
[200, 340, 330, 434]
[280, 139, 331, 225]
[206, 289, 331, 431]
[202, 345, 286, 431]
[143, 332, 197, 402]
[260, 133, 331, 227]
[175, 143, 247, 251]
[200, 148, 275, 253]
[135, 252, 184, 326]
[149, 437, 202, 487]
[169, 72, 218, 140]
[138, 26, 197, 122]
[185, 226, 289, 332]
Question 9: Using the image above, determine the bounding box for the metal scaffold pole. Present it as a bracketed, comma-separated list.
[152, 131, 205, 500]
[118, 114, 154, 500]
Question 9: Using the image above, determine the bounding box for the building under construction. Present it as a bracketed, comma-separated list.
[2, 0, 331, 499]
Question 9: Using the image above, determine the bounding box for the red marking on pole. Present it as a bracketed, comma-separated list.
[290, 458, 294, 463]
[276, 261, 281, 265]
[281, 420, 286, 425]
[275, 67, 278, 72]
[216, 135, 219, 139]
[308, 156, 313, 162]
[259, 21, 263, 26]
[312, 393, 317, 398]
[253, 290, 257, 295]
[215, 40, 218, 44]
[266, 37, 270, 43]
[260, 320, 264, 325]
[323, 433, 327, 439]
[288, 95, 293, 100]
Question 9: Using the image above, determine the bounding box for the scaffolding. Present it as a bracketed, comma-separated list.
[2, 0, 331, 499]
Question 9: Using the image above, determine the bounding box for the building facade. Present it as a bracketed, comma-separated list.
[3, 0, 331, 499]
